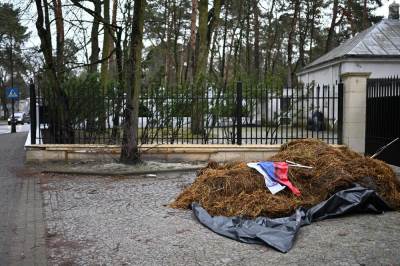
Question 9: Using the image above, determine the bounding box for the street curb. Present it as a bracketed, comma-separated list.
[41, 166, 204, 176]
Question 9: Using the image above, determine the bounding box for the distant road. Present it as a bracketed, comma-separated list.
[0, 122, 30, 135]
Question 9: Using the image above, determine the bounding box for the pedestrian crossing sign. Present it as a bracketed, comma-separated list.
[6, 88, 19, 99]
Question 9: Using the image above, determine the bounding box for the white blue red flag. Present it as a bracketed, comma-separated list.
[248, 162, 301, 196]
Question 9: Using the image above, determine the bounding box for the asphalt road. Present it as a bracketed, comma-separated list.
[0, 132, 46, 265]
[0, 122, 30, 135]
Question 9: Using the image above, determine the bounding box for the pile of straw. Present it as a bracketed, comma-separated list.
[170, 139, 400, 218]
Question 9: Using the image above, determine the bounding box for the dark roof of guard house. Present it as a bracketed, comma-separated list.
[300, 19, 400, 72]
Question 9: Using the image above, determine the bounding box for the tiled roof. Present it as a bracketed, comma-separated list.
[302, 19, 400, 71]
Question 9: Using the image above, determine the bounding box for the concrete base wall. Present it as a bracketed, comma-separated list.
[25, 144, 282, 163]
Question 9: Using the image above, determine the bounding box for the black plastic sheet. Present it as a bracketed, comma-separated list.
[192, 184, 391, 253]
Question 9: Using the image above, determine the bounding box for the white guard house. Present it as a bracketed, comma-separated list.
[298, 2, 400, 85]
[297, 2, 400, 153]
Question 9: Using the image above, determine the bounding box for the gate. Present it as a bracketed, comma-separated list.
[366, 78, 400, 166]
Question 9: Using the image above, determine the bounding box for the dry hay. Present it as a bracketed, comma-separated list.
[170, 139, 400, 218]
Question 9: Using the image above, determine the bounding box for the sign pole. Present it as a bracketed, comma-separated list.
[11, 98, 16, 133]
[10, 39, 16, 133]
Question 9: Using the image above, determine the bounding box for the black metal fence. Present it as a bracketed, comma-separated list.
[366, 77, 400, 166]
[31, 81, 343, 145]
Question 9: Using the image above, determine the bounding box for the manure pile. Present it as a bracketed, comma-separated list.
[170, 139, 400, 218]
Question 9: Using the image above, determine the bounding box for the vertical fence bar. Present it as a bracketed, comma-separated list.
[30, 79, 36, 144]
[256, 85, 259, 144]
[295, 87, 298, 141]
[306, 85, 309, 139]
[291, 86, 294, 140]
[236, 81, 243, 145]
[249, 84, 252, 144]
[301, 84, 304, 140]
[333, 83, 336, 143]
[166, 86, 169, 144]
[337, 82, 344, 144]
[265, 87, 269, 144]
[327, 84, 331, 144]
[188, 86, 190, 144]
[285, 86, 288, 142]
[37, 83, 41, 143]
[316, 84, 320, 140]
[322, 85, 325, 141]
[189, 85, 192, 144]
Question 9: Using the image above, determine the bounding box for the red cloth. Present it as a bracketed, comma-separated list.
[273, 162, 301, 196]
[258, 161, 301, 196]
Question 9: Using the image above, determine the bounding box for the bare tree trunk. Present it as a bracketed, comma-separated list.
[287, 0, 300, 88]
[163, 0, 170, 87]
[309, 0, 317, 61]
[108, 0, 118, 76]
[362, 0, 369, 30]
[34, 0, 73, 143]
[263, 0, 276, 79]
[89, 0, 101, 73]
[297, 1, 309, 69]
[111, 28, 124, 143]
[120, 0, 146, 163]
[0, 78, 8, 119]
[346, 0, 356, 35]
[173, 0, 184, 86]
[191, 0, 208, 134]
[325, 0, 339, 53]
[100, 0, 111, 90]
[186, 0, 198, 85]
[220, 3, 228, 86]
[206, 0, 221, 49]
[52, 0, 64, 78]
[253, 0, 260, 82]
[245, 2, 251, 79]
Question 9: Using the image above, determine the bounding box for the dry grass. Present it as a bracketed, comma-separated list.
[170, 139, 400, 218]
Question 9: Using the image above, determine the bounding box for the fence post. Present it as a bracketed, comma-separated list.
[236, 81, 243, 145]
[29, 79, 36, 145]
[337, 81, 343, 145]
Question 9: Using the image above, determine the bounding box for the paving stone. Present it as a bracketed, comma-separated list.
[0, 133, 46, 266]
[41, 171, 400, 265]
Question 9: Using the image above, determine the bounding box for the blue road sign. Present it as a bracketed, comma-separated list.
[6, 88, 19, 99]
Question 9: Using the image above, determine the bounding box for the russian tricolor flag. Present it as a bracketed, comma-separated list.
[248, 162, 301, 196]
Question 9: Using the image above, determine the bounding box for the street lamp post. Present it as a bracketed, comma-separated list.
[10, 38, 16, 133]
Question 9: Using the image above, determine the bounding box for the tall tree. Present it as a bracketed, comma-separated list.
[89, 0, 101, 73]
[52, 0, 64, 78]
[0, 3, 29, 119]
[287, 0, 300, 88]
[186, 0, 197, 84]
[253, 0, 261, 82]
[34, 0, 73, 143]
[191, 0, 208, 134]
[121, 0, 146, 163]
[100, 0, 111, 89]
[325, 0, 340, 52]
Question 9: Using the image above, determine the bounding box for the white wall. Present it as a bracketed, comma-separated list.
[298, 59, 400, 87]
[341, 61, 400, 78]
[298, 64, 341, 87]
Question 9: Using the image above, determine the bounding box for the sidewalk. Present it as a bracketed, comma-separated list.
[0, 133, 46, 265]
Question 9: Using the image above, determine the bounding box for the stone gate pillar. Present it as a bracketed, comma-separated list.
[340, 72, 371, 153]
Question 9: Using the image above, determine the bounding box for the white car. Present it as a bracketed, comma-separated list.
[8, 112, 27, 125]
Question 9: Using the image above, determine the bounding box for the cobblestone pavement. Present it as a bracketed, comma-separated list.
[42, 171, 400, 265]
[0, 133, 46, 265]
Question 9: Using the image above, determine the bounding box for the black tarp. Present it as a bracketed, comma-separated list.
[192, 184, 391, 253]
